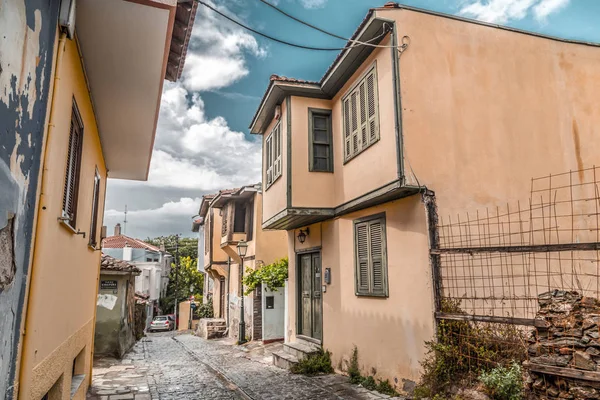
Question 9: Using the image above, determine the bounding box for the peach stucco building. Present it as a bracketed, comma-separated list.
[250, 3, 600, 393]
[193, 185, 288, 342]
[5, 1, 196, 398]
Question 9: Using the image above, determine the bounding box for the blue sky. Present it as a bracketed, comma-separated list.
[103, 0, 600, 239]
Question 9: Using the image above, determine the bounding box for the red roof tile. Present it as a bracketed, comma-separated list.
[101, 254, 141, 274]
[102, 235, 161, 252]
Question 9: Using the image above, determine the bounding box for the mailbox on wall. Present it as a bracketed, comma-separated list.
[324, 268, 331, 284]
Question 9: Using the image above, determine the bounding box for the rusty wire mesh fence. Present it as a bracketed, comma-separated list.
[431, 166, 600, 387]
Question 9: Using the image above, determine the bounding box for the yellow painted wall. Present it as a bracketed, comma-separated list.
[18, 34, 107, 399]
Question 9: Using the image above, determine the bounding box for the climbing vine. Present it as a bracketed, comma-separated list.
[242, 257, 288, 295]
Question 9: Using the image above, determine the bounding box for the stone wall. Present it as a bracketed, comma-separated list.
[527, 290, 600, 399]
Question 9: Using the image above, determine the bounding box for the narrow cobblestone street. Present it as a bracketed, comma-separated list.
[87, 332, 401, 400]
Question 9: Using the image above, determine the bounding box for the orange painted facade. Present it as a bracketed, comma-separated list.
[254, 5, 600, 393]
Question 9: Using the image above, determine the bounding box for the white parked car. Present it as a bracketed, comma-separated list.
[149, 316, 174, 332]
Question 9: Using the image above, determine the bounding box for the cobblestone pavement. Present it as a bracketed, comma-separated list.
[88, 331, 402, 400]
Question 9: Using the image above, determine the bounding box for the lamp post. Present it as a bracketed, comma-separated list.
[237, 240, 248, 344]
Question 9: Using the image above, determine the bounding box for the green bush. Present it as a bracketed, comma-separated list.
[243, 258, 288, 295]
[194, 298, 214, 319]
[414, 299, 527, 399]
[479, 362, 523, 400]
[290, 348, 334, 376]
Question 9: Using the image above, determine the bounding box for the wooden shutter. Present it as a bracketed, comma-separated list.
[62, 102, 84, 227]
[266, 135, 273, 185]
[88, 169, 101, 247]
[359, 81, 368, 149]
[221, 204, 228, 236]
[274, 124, 282, 179]
[355, 222, 370, 294]
[342, 65, 379, 162]
[369, 219, 385, 294]
[204, 214, 210, 255]
[343, 99, 351, 159]
[354, 214, 387, 296]
[366, 69, 379, 143]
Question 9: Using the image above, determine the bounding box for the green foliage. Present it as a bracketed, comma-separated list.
[145, 235, 198, 260]
[194, 298, 214, 319]
[348, 346, 362, 384]
[414, 299, 527, 399]
[346, 346, 399, 396]
[160, 256, 204, 313]
[242, 257, 288, 295]
[479, 362, 523, 400]
[290, 348, 334, 376]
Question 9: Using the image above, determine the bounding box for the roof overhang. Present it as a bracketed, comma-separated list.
[249, 15, 390, 135]
[210, 185, 259, 208]
[263, 182, 421, 230]
[76, 0, 186, 180]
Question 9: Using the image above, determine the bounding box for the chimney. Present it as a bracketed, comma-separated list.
[114, 223, 121, 236]
[123, 244, 132, 261]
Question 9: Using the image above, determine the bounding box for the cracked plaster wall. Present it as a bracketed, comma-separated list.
[0, 0, 59, 397]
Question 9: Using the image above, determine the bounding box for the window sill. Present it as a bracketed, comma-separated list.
[355, 292, 388, 298]
[308, 169, 334, 173]
[343, 138, 380, 165]
[70, 374, 85, 398]
[58, 219, 78, 234]
[264, 173, 282, 191]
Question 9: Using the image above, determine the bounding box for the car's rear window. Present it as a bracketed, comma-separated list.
[154, 317, 167, 321]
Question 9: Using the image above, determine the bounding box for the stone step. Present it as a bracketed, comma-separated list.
[273, 351, 299, 370]
[283, 340, 321, 360]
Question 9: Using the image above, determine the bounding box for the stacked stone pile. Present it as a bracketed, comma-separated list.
[527, 290, 600, 399]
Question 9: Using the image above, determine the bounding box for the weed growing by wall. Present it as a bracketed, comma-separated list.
[290, 348, 334, 376]
[346, 346, 399, 396]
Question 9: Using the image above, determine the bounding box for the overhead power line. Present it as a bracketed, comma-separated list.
[256, 0, 407, 50]
[196, 0, 387, 51]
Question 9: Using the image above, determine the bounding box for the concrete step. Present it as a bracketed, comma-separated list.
[196, 318, 227, 339]
[273, 351, 299, 370]
[283, 340, 321, 361]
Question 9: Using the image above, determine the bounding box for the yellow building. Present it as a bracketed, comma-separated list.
[193, 185, 288, 342]
[4, 1, 196, 398]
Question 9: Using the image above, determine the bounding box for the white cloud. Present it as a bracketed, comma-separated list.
[148, 83, 261, 191]
[299, 0, 328, 9]
[533, 0, 570, 21]
[459, 0, 570, 24]
[181, 1, 266, 91]
[104, 198, 202, 238]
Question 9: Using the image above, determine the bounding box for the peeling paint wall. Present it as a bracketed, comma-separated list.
[0, 0, 59, 398]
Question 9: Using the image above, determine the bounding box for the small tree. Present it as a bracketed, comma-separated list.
[242, 257, 288, 295]
[160, 256, 204, 312]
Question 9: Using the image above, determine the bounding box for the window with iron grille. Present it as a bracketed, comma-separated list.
[308, 108, 333, 172]
[354, 213, 388, 297]
[342, 64, 379, 162]
[62, 99, 84, 228]
[265, 122, 282, 188]
[88, 168, 101, 247]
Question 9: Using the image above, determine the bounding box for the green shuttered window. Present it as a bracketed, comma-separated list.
[342, 65, 379, 162]
[308, 108, 333, 172]
[354, 213, 388, 297]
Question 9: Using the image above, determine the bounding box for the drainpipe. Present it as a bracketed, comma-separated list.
[226, 257, 231, 329]
[390, 22, 405, 184]
[18, 32, 68, 394]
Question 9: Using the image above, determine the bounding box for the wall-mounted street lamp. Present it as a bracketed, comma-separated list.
[237, 240, 248, 344]
[297, 228, 310, 244]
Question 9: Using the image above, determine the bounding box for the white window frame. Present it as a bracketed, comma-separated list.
[342, 62, 380, 163]
[265, 122, 282, 189]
